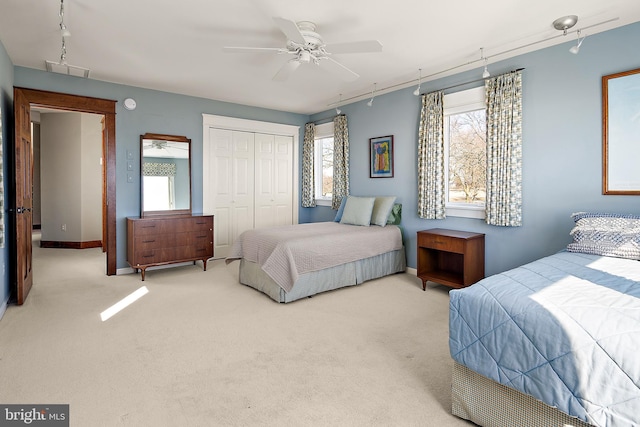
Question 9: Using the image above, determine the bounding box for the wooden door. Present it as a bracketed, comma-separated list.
[13, 88, 34, 305]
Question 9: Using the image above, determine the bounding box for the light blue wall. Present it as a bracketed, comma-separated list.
[309, 22, 640, 276]
[13, 67, 309, 271]
[2, 21, 639, 295]
[0, 39, 13, 315]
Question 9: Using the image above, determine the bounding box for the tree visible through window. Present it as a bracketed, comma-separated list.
[319, 137, 334, 198]
[447, 110, 486, 204]
[314, 121, 334, 204]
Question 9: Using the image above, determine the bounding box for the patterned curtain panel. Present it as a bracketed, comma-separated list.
[332, 115, 350, 209]
[485, 70, 523, 227]
[417, 91, 446, 219]
[301, 123, 316, 208]
[143, 162, 176, 177]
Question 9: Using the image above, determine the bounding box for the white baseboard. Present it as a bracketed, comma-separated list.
[406, 266, 417, 276]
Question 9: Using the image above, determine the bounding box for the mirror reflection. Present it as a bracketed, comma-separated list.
[141, 133, 191, 216]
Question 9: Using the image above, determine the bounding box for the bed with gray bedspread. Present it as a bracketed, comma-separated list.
[225, 221, 406, 302]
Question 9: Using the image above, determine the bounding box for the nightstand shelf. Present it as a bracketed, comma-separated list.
[417, 228, 485, 290]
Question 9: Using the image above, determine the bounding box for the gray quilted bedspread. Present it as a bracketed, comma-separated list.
[225, 222, 403, 292]
[449, 251, 640, 426]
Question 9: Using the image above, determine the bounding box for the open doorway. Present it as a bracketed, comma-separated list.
[31, 108, 104, 249]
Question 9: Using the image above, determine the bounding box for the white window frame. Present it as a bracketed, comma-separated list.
[314, 122, 334, 207]
[443, 86, 486, 219]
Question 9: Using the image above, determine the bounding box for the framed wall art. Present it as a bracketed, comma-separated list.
[602, 67, 640, 195]
[370, 135, 394, 178]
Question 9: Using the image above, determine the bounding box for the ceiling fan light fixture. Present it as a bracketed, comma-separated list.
[299, 50, 311, 63]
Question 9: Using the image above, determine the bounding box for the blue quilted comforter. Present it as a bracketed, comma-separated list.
[449, 251, 640, 426]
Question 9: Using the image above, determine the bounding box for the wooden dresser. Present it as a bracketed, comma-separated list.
[127, 214, 214, 280]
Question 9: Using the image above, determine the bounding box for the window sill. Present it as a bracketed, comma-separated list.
[446, 204, 485, 219]
[315, 198, 332, 207]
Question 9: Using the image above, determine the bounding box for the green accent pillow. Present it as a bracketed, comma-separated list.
[386, 203, 402, 225]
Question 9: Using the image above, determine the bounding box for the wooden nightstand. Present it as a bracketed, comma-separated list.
[417, 228, 485, 290]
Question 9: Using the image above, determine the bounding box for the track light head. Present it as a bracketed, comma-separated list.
[367, 98, 373, 107]
[413, 68, 422, 96]
[482, 65, 490, 78]
[569, 30, 585, 54]
[335, 107, 341, 114]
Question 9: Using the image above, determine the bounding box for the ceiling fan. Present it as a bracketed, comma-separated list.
[223, 17, 382, 82]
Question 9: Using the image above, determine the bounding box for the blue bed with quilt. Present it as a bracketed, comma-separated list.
[449, 212, 640, 427]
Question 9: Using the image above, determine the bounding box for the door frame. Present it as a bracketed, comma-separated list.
[15, 87, 117, 276]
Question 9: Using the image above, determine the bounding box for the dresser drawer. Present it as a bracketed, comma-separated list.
[176, 245, 212, 260]
[132, 219, 174, 236]
[173, 217, 213, 232]
[133, 248, 176, 265]
[418, 232, 464, 253]
[135, 233, 176, 250]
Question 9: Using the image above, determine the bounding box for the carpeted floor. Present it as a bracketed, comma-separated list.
[0, 234, 474, 426]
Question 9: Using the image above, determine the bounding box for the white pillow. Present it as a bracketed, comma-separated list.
[340, 196, 375, 226]
[370, 196, 397, 226]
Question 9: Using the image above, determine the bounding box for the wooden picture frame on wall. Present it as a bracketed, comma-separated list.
[370, 135, 394, 178]
[602, 67, 640, 195]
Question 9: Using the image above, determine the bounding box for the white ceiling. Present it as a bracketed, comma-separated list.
[1, 0, 639, 115]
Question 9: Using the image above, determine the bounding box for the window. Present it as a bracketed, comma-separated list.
[443, 87, 486, 219]
[314, 122, 334, 206]
[143, 176, 175, 210]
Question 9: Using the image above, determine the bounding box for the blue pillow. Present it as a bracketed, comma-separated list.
[333, 197, 347, 222]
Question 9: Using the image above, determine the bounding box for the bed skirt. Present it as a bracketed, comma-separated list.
[238, 247, 406, 303]
[452, 362, 595, 427]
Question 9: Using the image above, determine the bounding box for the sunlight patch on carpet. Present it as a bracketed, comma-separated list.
[100, 286, 149, 321]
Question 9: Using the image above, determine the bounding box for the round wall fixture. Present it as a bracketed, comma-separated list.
[123, 98, 137, 110]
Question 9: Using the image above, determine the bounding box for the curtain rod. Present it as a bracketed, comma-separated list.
[424, 68, 526, 95]
[326, 17, 618, 108]
[308, 115, 341, 126]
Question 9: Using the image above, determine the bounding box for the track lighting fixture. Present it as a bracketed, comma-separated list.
[413, 69, 422, 96]
[367, 83, 376, 107]
[59, 0, 71, 37]
[335, 94, 342, 115]
[325, 14, 615, 110]
[480, 48, 490, 78]
[553, 15, 578, 35]
[569, 29, 585, 54]
[45, 0, 90, 78]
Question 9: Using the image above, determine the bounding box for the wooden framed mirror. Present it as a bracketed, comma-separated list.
[140, 133, 192, 217]
[602, 67, 640, 195]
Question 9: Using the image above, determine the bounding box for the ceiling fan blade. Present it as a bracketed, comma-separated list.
[273, 60, 301, 81]
[273, 17, 306, 45]
[318, 57, 360, 82]
[325, 40, 383, 54]
[223, 46, 285, 53]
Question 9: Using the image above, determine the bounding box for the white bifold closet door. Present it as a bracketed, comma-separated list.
[205, 127, 294, 258]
